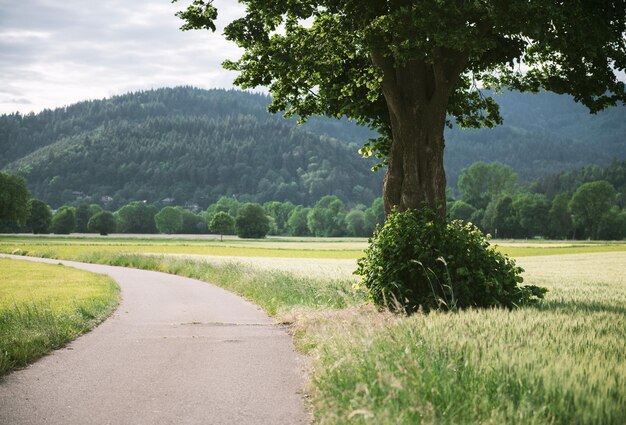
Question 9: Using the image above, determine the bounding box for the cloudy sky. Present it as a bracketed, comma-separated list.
[0, 0, 246, 114]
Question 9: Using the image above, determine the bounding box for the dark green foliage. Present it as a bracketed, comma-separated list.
[88, 211, 116, 235]
[356, 209, 547, 314]
[26, 199, 52, 234]
[1, 88, 380, 209]
[74, 205, 92, 233]
[458, 162, 517, 210]
[569, 181, 618, 239]
[513, 193, 550, 238]
[483, 196, 520, 239]
[50, 207, 76, 235]
[116, 202, 157, 234]
[547, 193, 574, 239]
[206, 197, 241, 222]
[445, 94, 626, 187]
[3, 88, 625, 211]
[532, 160, 626, 203]
[263, 201, 295, 235]
[597, 207, 626, 240]
[363, 197, 385, 233]
[286, 206, 311, 236]
[209, 212, 235, 240]
[345, 209, 368, 237]
[180, 209, 207, 234]
[449, 200, 476, 222]
[307, 196, 346, 237]
[154, 207, 183, 234]
[0, 172, 30, 226]
[235, 203, 270, 239]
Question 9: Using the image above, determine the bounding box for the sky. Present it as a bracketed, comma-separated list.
[0, 0, 246, 114]
[2, 2, 624, 116]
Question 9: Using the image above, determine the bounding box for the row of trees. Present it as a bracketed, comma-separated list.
[449, 162, 626, 240]
[1, 174, 386, 238]
[4, 164, 625, 240]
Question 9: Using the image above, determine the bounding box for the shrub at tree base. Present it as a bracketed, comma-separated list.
[355, 209, 547, 314]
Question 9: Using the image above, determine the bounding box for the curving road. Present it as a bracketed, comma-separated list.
[0, 255, 309, 424]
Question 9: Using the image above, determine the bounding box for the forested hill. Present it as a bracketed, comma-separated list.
[445, 90, 626, 186]
[1, 86, 624, 208]
[1, 88, 381, 208]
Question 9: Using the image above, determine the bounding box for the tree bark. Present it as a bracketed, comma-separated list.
[372, 51, 467, 218]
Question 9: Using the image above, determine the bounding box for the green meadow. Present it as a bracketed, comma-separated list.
[1, 235, 625, 423]
[0, 258, 119, 375]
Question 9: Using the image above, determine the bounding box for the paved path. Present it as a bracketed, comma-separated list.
[0, 255, 309, 424]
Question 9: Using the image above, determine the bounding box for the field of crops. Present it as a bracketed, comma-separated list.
[1, 234, 625, 423]
[1, 234, 626, 261]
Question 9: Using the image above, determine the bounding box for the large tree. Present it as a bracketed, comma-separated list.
[0, 172, 30, 226]
[176, 0, 625, 216]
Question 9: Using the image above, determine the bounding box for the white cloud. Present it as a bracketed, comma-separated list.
[0, 0, 246, 114]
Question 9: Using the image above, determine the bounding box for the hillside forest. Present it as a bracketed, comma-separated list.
[1, 87, 625, 211]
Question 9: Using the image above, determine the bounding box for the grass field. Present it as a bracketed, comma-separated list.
[1, 234, 625, 423]
[1, 234, 626, 260]
[0, 258, 120, 376]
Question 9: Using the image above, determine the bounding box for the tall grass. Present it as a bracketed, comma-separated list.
[73, 252, 364, 316]
[0, 258, 119, 375]
[301, 253, 626, 424]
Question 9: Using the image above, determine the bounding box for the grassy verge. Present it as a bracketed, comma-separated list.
[0, 258, 120, 376]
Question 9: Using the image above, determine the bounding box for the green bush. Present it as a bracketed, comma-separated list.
[88, 211, 117, 235]
[355, 208, 547, 313]
[50, 207, 76, 234]
[235, 203, 270, 239]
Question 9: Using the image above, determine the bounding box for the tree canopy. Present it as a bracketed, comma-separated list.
[177, 0, 626, 216]
[0, 172, 30, 226]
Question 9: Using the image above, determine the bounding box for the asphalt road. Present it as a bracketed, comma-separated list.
[0, 255, 309, 424]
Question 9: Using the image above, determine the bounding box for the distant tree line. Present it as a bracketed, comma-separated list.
[0, 173, 384, 238]
[3, 160, 625, 240]
[448, 160, 626, 240]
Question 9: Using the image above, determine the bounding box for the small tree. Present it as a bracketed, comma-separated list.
[548, 193, 573, 239]
[50, 207, 76, 235]
[513, 193, 550, 238]
[569, 181, 617, 239]
[263, 201, 295, 235]
[88, 211, 117, 236]
[458, 162, 518, 211]
[345, 209, 368, 237]
[235, 203, 270, 239]
[155, 206, 184, 234]
[26, 199, 52, 234]
[209, 211, 235, 241]
[116, 201, 158, 233]
[286, 206, 311, 236]
[307, 195, 346, 237]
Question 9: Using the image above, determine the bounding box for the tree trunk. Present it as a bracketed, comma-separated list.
[383, 104, 448, 218]
[372, 52, 467, 219]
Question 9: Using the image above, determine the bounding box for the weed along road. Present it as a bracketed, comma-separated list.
[0, 255, 309, 425]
